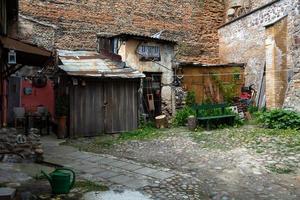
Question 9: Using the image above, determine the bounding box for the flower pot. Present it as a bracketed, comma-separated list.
[56, 116, 67, 139]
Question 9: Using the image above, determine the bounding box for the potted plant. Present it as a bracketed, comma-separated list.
[55, 95, 68, 139]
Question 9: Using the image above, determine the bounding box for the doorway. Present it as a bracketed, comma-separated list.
[142, 72, 162, 119]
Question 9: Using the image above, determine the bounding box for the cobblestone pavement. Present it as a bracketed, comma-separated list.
[42, 136, 210, 199]
[73, 128, 300, 200]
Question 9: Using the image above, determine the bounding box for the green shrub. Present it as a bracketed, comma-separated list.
[257, 109, 300, 129]
[173, 106, 196, 126]
[185, 91, 196, 107]
[248, 105, 259, 114]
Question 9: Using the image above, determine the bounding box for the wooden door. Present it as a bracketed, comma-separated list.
[7, 76, 21, 124]
[105, 80, 139, 133]
[69, 82, 105, 137]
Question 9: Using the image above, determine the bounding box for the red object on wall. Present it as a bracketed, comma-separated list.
[21, 79, 55, 119]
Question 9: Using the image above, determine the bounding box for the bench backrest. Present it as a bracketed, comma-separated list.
[193, 103, 228, 117]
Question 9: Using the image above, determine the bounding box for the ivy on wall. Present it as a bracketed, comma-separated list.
[210, 68, 240, 103]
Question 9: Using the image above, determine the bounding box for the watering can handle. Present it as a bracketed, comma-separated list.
[55, 168, 76, 190]
[41, 170, 52, 183]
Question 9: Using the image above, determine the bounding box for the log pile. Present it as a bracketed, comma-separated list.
[0, 128, 44, 162]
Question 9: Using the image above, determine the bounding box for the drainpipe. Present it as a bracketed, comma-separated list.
[138, 78, 146, 123]
[0, 45, 4, 127]
[2, 79, 7, 127]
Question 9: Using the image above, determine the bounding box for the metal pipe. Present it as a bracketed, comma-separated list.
[0, 45, 3, 127]
[2, 79, 7, 127]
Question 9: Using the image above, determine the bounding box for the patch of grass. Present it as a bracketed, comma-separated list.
[75, 180, 109, 192]
[0, 183, 7, 187]
[63, 123, 165, 152]
[192, 126, 300, 174]
[192, 126, 300, 151]
[266, 164, 294, 174]
[118, 124, 160, 141]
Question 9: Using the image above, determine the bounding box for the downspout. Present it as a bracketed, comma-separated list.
[0, 45, 3, 127]
[138, 78, 145, 124]
[0, 44, 7, 127]
[2, 78, 7, 127]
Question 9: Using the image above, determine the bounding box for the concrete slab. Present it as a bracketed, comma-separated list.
[93, 171, 119, 179]
[97, 157, 117, 165]
[125, 179, 150, 189]
[109, 161, 130, 168]
[148, 171, 174, 179]
[108, 175, 135, 185]
[86, 167, 107, 174]
[119, 163, 143, 171]
[134, 167, 159, 176]
[85, 155, 107, 163]
[0, 187, 16, 200]
[79, 173, 107, 182]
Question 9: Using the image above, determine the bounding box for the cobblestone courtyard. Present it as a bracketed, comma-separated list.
[1, 126, 300, 200]
[64, 126, 300, 200]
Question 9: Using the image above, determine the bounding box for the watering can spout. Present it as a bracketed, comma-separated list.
[41, 170, 52, 184]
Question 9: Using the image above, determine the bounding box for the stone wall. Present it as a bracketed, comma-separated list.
[18, 0, 225, 63]
[283, 0, 300, 111]
[219, 0, 299, 110]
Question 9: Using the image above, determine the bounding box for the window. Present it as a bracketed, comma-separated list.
[138, 45, 161, 61]
[97, 38, 119, 54]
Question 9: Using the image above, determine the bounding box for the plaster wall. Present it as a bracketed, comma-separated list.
[265, 17, 288, 108]
[118, 40, 175, 116]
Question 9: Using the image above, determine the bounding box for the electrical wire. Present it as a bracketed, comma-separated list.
[137, 68, 295, 77]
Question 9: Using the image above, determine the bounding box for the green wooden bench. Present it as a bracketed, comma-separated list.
[193, 103, 236, 130]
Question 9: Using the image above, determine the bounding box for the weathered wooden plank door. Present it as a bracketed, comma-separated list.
[7, 76, 21, 124]
[69, 82, 105, 137]
[105, 80, 139, 133]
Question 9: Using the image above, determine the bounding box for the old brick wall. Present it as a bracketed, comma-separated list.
[18, 0, 225, 63]
[219, 0, 299, 109]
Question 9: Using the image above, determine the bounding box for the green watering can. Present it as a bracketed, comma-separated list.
[41, 168, 75, 194]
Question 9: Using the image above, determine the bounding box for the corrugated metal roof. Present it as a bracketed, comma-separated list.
[176, 61, 245, 68]
[98, 32, 177, 44]
[58, 50, 145, 78]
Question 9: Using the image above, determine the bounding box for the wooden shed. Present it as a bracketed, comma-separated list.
[57, 50, 145, 137]
[176, 63, 245, 104]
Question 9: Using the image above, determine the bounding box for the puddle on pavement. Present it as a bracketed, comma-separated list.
[82, 190, 151, 200]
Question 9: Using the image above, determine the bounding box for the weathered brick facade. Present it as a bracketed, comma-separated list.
[18, 0, 225, 63]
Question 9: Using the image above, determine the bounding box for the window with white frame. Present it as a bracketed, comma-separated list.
[137, 45, 161, 61]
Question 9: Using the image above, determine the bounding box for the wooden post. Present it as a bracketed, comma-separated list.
[155, 115, 168, 129]
[187, 115, 197, 131]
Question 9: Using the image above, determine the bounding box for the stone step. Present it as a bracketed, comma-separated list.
[0, 187, 16, 200]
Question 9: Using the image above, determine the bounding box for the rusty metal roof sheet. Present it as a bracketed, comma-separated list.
[176, 62, 245, 68]
[58, 50, 145, 78]
[98, 32, 177, 44]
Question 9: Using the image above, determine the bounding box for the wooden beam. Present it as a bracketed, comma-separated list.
[0, 36, 52, 57]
